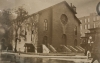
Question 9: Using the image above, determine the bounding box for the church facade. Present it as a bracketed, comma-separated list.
[31, 1, 81, 52]
[13, 1, 81, 53]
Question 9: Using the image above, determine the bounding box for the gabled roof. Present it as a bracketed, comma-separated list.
[31, 1, 77, 16]
[30, 1, 81, 24]
[60, 1, 77, 14]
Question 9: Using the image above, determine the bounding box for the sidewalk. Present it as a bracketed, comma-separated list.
[1, 52, 88, 59]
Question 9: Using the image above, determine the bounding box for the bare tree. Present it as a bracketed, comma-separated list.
[30, 14, 39, 53]
[12, 6, 29, 52]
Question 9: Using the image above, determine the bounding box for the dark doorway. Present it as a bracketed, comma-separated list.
[24, 43, 35, 52]
[43, 36, 48, 46]
[74, 39, 77, 46]
[62, 34, 67, 45]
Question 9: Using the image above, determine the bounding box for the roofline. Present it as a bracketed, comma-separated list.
[79, 13, 99, 19]
[62, 1, 77, 14]
[79, 16, 90, 19]
[29, 1, 81, 24]
[88, 27, 100, 30]
[30, 1, 77, 16]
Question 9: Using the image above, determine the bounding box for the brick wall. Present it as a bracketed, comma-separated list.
[37, 2, 80, 51]
[52, 3, 80, 49]
[38, 8, 52, 46]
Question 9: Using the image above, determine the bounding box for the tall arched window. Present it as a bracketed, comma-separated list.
[44, 19, 48, 31]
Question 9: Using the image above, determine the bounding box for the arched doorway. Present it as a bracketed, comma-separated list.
[74, 39, 77, 46]
[43, 36, 48, 46]
[62, 34, 67, 45]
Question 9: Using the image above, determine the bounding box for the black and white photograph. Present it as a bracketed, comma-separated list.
[0, 0, 100, 63]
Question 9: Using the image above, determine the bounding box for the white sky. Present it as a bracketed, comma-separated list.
[0, 0, 100, 18]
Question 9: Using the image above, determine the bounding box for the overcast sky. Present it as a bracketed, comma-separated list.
[0, 0, 100, 18]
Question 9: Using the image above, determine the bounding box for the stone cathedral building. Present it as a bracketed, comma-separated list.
[12, 1, 82, 53]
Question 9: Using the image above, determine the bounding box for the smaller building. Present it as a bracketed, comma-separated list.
[79, 13, 100, 37]
[24, 43, 35, 52]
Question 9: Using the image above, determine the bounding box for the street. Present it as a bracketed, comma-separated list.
[0, 52, 98, 63]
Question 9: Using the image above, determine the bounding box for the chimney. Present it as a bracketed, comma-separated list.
[70, 3, 72, 7]
[70, 3, 76, 13]
[72, 5, 76, 12]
